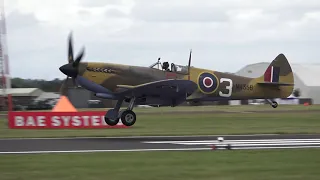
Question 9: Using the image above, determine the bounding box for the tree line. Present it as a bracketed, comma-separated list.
[10, 78, 63, 92]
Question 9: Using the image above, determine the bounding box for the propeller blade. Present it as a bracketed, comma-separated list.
[73, 46, 85, 67]
[72, 77, 78, 87]
[68, 32, 74, 64]
[59, 77, 69, 96]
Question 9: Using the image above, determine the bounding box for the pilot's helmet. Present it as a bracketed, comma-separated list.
[162, 62, 169, 70]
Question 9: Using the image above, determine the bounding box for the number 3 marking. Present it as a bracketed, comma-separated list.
[219, 78, 233, 97]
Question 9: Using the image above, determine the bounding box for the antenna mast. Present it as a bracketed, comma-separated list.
[0, 0, 12, 111]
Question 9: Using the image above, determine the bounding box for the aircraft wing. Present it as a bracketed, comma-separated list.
[115, 79, 198, 98]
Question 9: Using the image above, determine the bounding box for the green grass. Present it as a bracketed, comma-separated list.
[1, 149, 320, 180]
[1, 105, 320, 138]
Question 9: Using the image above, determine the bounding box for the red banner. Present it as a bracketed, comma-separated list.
[8, 111, 128, 129]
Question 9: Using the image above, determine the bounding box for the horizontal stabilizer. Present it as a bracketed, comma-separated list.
[257, 82, 294, 86]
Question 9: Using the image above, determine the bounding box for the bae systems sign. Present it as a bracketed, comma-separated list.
[8, 111, 127, 129]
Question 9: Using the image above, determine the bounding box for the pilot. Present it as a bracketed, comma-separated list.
[162, 62, 170, 71]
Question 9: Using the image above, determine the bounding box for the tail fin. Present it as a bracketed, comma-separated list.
[258, 53, 294, 86]
[256, 54, 294, 98]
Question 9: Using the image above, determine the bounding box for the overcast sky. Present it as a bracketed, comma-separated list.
[4, 0, 320, 80]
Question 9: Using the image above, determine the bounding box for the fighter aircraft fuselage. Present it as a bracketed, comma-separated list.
[59, 32, 294, 127]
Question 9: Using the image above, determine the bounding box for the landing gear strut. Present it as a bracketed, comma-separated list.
[104, 97, 137, 127]
[266, 99, 278, 108]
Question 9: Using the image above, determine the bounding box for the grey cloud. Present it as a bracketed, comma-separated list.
[5, 0, 320, 80]
[131, 0, 320, 23]
[6, 10, 40, 30]
[77, 9, 92, 20]
[131, 3, 229, 22]
[265, 7, 320, 22]
[105, 8, 128, 18]
[79, 0, 123, 8]
[10, 40, 320, 80]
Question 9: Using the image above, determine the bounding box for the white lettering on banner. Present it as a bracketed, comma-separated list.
[72, 116, 81, 126]
[10, 115, 124, 127]
[38, 116, 46, 126]
[82, 116, 90, 126]
[8, 111, 130, 129]
[26, 116, 36, 126]
[14, 116, 47, 127]
[49, 115, 109, 127]
[61, 116, 71, 126]
[92, 116, 100, 126]
[51, 116, 61, 126]
[15, 116, 25, 126]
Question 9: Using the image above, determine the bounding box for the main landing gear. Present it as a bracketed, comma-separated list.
[104, 97, 137, 127]
[266, 99, 278, 108]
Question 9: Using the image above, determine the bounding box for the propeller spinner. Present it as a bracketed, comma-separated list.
[59, 32, 85, 95]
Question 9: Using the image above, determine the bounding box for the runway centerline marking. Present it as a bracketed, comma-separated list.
[143, 138, 320, 145]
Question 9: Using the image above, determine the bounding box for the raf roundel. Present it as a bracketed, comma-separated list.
[198, 72, 219, 94]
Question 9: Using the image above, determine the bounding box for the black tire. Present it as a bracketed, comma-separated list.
[104, 116, 119, 126]
[272, 102, 278, 108]
[120, 110, 136, 126]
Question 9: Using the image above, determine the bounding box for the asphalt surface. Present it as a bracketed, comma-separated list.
[1, 134, 320, 154]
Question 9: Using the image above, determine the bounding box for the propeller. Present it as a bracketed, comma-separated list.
[59, 32, 85, 96]
[67, 32, 85, 71]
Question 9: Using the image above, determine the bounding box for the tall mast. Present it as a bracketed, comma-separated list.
[0, 0, 11, 111]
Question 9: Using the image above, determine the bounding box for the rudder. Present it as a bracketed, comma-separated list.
[263, 54, 293, 84]
[264, 65, 280, 83]
[257, 53, 294, 97]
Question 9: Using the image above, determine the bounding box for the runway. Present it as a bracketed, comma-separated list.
[1, 134, 320, 154]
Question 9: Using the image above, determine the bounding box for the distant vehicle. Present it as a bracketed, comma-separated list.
[59, 32, 294, 127]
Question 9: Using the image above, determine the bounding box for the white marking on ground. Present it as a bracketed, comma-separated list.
[143, 138, 320, 151]
[144, 139, 320, 146]
[208, 142, 320, 146]
[216, 146, 320, 150]
[143, 139, 320, 145]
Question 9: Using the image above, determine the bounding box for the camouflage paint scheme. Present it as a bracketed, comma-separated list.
[72, 52, 294, 107]
[59, 34, 294, 126]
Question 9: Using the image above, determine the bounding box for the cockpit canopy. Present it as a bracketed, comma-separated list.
[149, 59, 189, 75]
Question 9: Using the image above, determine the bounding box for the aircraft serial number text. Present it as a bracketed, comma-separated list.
[235, 84, 254, 91]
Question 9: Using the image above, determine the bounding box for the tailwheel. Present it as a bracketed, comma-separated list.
[120, 110, 136, 126]
[266, 99, 278, 108]
[271, 101, 278, 108]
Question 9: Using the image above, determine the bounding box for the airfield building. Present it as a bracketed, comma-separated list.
[236, 63, 320, 104]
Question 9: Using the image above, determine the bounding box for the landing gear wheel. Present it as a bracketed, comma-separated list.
[105, 109, 120, 126]
[271, 101, 278, 108]
[121, 110, 136, 126]
[105, 117, 119, 126]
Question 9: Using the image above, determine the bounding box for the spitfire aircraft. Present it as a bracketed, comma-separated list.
[59, 33, 294, 127]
